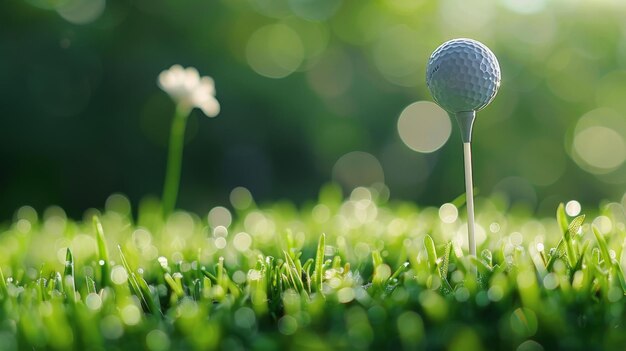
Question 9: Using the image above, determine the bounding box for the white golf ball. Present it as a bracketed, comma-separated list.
[426, 38, 501, 113]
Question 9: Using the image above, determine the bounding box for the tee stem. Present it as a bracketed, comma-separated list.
[463, 142, 477, 262]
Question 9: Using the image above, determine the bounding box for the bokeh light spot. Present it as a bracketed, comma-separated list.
[233, 232, 252, 252]
[100, 315, 123, 340]
[57, 0, 106, 25]
[439, 203, 458, 223]
[246, 24, 304, 79]
[518, 138, 566, 186]
[517, 340, 544, 351]
[510, 307, 538, 337]
[146, 330, 170, 351]
[372, 25, 424, 87]
[289, 0, 342, 21]
[332, 151, 385, 190]
[397, 101, 451, 153]
[278, 315, 298, 335]
[121, 304, 141, 326]
[234, 307, 256, 329]
[208, 206, 232, 228]
[307, 48, 353, 98]
[573, 126, 625, 171]
[111, 265, 128, 285]
[565, 200, 581, 216]
[230, 187, 253, 210]
[85, 293, 102, 311]
[440, 0, 494, 34]
[570, 108, 626, 175]
[501, 0, 546, 14]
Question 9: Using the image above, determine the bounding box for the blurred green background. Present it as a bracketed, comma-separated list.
[2, 0, 626, 219]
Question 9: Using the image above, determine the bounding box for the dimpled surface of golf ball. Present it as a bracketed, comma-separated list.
[426, 38, 501, 113]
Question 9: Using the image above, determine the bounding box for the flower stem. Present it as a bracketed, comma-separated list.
[162, 106, 190, 218]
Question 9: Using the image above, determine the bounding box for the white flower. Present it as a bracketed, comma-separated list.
[158, 64, 220, 117]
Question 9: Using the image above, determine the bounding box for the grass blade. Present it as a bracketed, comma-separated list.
[86, 276, 96, 295]
[424, 234, 438, 272]
[282, 251, 303, 293]
[0, 267, 8, 300]
[593, 226, 612, 271]
[558, 207, 583, 269]
[93, 216, 110, 289]
[546, 238, 566, 272]
[313, 233, 325, 293]
[568, 215, 585, 238]
[556, 203, 568, 233]
[440, 241, 452, 279]
[387, 262, 409, 286]
[118, 246, 160, 316]
[63, 248, 76, 303]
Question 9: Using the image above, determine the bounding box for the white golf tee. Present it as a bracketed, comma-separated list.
[463, 142, 477, 272]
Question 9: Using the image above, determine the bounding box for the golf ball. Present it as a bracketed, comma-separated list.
[426, 38, 501, 113]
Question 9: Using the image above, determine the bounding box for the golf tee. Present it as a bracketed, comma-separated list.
[463, 142, 477, 267]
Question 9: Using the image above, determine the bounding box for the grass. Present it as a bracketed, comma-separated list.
[0, 184, 625, 350]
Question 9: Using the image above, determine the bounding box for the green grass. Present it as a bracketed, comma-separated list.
[1, 185, 626, 350]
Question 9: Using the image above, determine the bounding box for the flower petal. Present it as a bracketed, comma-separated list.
[198, 97, 220, 117]
[199, 76, 215, 96]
